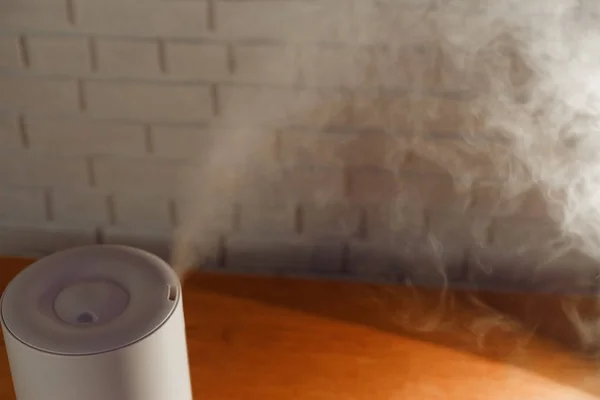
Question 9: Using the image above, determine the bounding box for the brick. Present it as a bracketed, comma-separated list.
[225, 234, 308, 273]
[302, 203, 362, 238]
[428, 210, 491, 250]
[85, 81, 213, 121]
[467, 245, 543, 291]
[0, 0, 70, 31]
[170, 228, 222, 269]
[166, 42, 229, 80]
[339, 132, 402, 168]
[365, 204, 425, 244]
[296, 45, 374, 88]
[0, 35, 22, 69]
[0, 186, 47, 224]
[349, 236, 463, 285]
[471, 186, 549, 219]
[348, 168, 396, 202]
[426, 211, 488, 273]
[239, 202, 296, 234]
[490, 217, 565, 253]
[347, 242, 407, 281]
[112, 190, 173, 230]
[233, 45, 298, 84]
[101, 226, 172, 261]
[401, 150, 449, 175]
[0, 76, 78, 113]
[282, 167, 345, 204]
[220, 85, 352, 128]
[93, 155, 189, 193]
[26, 117, 146, 156]
[431, 46, 475, 91]
[374, 45, 433, 89]
[310, 242, 345, 274]
[0, 222, 96, 257]
[234, 44, 403, 89]
[27, 36, 91, 74]
[349, 2, 436, 46]
[95, 39, 160, 76]
[406, 242, 466, 286]
[0, 113, 22, 149]
[279, 131, 349, 168]
[351, 91, 411, 132]
[225, 234, 343, 273]
[280, 130, 395, 168]
[467, 45, 531, 91]
[402, 139, 493, 175]
[354, 94, 472, 137]
[51, 187, 108, 225]
[75, 0, 209, 37]
[467, 218, 568, 289]
[532, 250, 599, 294]
[350, 169, 470, 210]
[151, 125, 215, 159]
[216, 1, 353, 42]
[173, 195, 235, 233]
[400, 172, 472, 212]
[0, 150, 88, 187]
[420, 96, 469, 134]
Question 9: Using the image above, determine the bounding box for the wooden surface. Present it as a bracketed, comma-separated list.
[1, 257, 600, 399]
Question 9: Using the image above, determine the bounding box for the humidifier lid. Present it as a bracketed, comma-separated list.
[0, 245, 181, 356]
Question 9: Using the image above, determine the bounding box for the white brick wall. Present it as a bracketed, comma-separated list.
[0, 0, 593, 290]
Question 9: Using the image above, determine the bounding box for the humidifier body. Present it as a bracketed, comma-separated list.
[0, 245, 193, 400]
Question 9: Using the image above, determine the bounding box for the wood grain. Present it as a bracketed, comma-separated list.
[0, 257, 600, 399]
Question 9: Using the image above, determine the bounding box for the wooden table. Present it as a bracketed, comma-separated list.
[1, 257, 600, 399]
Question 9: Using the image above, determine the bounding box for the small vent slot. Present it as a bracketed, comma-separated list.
[167, 285, 177, 301]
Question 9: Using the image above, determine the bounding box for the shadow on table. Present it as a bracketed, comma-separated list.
[190, 257, 600, 398]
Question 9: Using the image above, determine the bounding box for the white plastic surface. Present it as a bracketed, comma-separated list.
[1, 245, 193, 400]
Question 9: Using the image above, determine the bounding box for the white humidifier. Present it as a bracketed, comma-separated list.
[0, 245, 193, 400]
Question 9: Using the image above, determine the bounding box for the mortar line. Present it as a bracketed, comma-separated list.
[88, 37, 98, 72]
[217, 235, 226, 268]
[207, 0, 216, 32]
[294, 204, 303, 234]
[144, 125, 154, 153]
[44, 188, 54, 221]
[106, 194, 117, 225]
[86, 157, 96, 186]
[168, 198, 178, 227]
[66, 0, 76, 25]
[211, 83, 220, 116]
[340, 242, 350, 273]
[94, 227, 105, 244]
[232, 203, 242, 231]
[77, 79, 87, 111]
[17, 36, 30, 68]
[226, 42, 236, 74]
[157, 39, 168, 74]
[17, 115, 29, 148]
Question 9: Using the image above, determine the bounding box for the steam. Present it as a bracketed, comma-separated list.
[171, 0, 600, 352]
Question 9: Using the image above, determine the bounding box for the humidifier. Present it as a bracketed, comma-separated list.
[0, 245, 193, 400]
